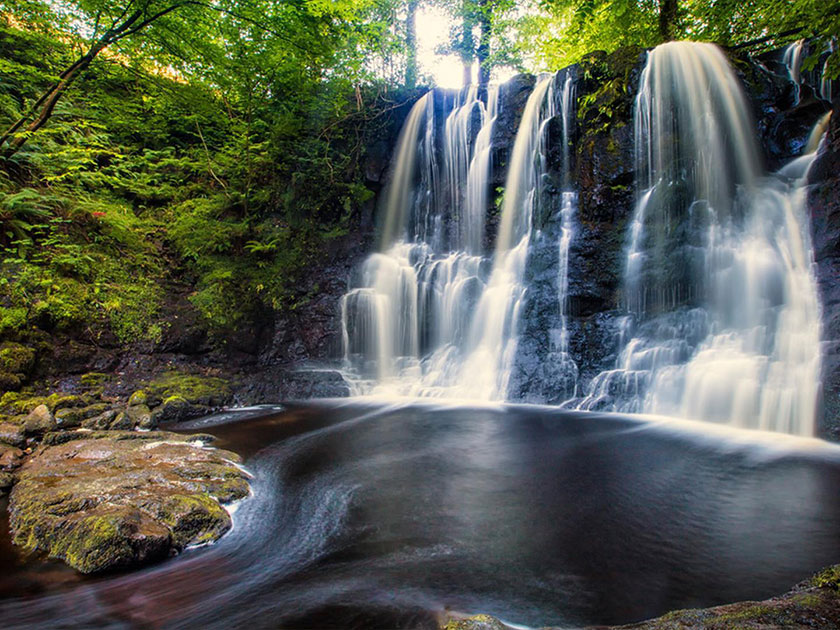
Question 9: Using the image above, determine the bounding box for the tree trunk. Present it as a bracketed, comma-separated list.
[658, 0, 679, 41]
[461, 8, 475, 88]
[476, 0, 491, 90]
[0, 46, 102, 160]
[405, 0, 419, 88]
[0, 5, 185, 162]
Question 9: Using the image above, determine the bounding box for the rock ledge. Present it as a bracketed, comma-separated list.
[9, 429, 250, 573]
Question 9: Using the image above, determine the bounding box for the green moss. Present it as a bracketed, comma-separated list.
[58, 515, 125, 573]
[812, 565, 840, 590]
[145, 371, 230, 406]
[793, 593, 824, 607]
[0, 307, 27, 336]
[157, 492, 229, 548]
[0, 343, 35, 376]
[80, 372, 108, 387]
[128, 390, 147, 406]
[713, 603, 780, 622]
[0, 391, 48, 414]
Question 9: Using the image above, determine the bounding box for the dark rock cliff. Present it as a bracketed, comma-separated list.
[808, 102, 840, 437]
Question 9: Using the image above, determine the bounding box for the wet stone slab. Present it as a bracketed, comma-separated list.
[8, 430, 250, 573]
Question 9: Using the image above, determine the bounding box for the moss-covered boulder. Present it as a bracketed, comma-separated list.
[125, 403, 154, 429]
[152, 395, 208, 423]
[144, 372, 231, 408]
[54, 402, 110, 429]
[128, 390, 148, 407]
[9, 430, 250, 573]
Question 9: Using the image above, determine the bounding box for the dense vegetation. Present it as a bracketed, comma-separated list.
[0, 0, 836, 352]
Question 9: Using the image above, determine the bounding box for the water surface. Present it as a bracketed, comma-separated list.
[1, 401, 840, 629]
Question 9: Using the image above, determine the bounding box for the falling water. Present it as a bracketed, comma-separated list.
[821, 39, 836, 102]
[341, 71, 576, 400]
[783, 40, 804, 104]
[576, 41, 824, 436]
[454, 75, 560, 399]
[341, 86, 500, 396]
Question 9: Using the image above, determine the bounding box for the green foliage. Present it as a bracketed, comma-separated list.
[0, 3, 406, 344]
[518, 0, 840, 74]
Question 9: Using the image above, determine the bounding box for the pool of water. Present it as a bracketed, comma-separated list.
[1, 400, 840, 629]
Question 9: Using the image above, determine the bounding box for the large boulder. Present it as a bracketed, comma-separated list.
[9, 430, 250, 573]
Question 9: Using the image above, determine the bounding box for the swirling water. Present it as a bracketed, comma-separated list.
[3, 403, 840, 629]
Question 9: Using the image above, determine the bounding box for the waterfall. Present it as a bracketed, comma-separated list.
[783, 40, 804, 105]
[341, 86, 500, 396]
[575, 41, 824, 436]
[454, 75, 561, 400]
[341, 71, 577, 401]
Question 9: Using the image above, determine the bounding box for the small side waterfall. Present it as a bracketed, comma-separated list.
[783, 40, 804, 104]
[576, 42, 824, 436]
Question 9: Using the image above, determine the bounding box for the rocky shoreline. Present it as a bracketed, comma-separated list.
[0, 364, 254, 573]
[443, 566, 840, 630]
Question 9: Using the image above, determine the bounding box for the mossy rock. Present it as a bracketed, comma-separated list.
[55, 403, 114, 429]
[0, 371, 21, 392]
[23, 404, 55, 435]
[151, 395, 209, 424]
[125, 403, 154, 430]
[143, 372, 231, 408]
[128, 390, 148, 407]
[9, 430, 250, 573]
[0, 420, 25, 447]
[0, 343, 35, 378]
[0, 391, 91, 415]
[108, 411, 133, 430]
[81, 409, 118, 430]
[54, 407, 84, 428]
[80, 372, 108, 387]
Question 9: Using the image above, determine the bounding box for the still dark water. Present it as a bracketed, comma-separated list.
[2, 400, 840, 629]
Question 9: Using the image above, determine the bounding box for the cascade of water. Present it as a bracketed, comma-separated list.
[575, 41, 824, 436]
[341, 72, 576, 402]
[341, 86, 500, 396]
[783, 40, 804, 105]
[456, 75, 557, 399]
[554, 73, 579, 400]
[821, 39, 836, 102]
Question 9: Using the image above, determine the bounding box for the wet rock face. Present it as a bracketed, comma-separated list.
[9, 430, 250, 573]
[236, 368, 350, 403]
[508, 48, 644, 403]
[808, 102, 840, 437]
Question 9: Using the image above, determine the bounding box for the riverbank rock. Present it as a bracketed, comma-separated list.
[440, 565, 840, 630]
[9, 430, 250, 573]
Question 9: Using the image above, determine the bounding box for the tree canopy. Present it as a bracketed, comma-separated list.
[0, 0, 835, 344]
